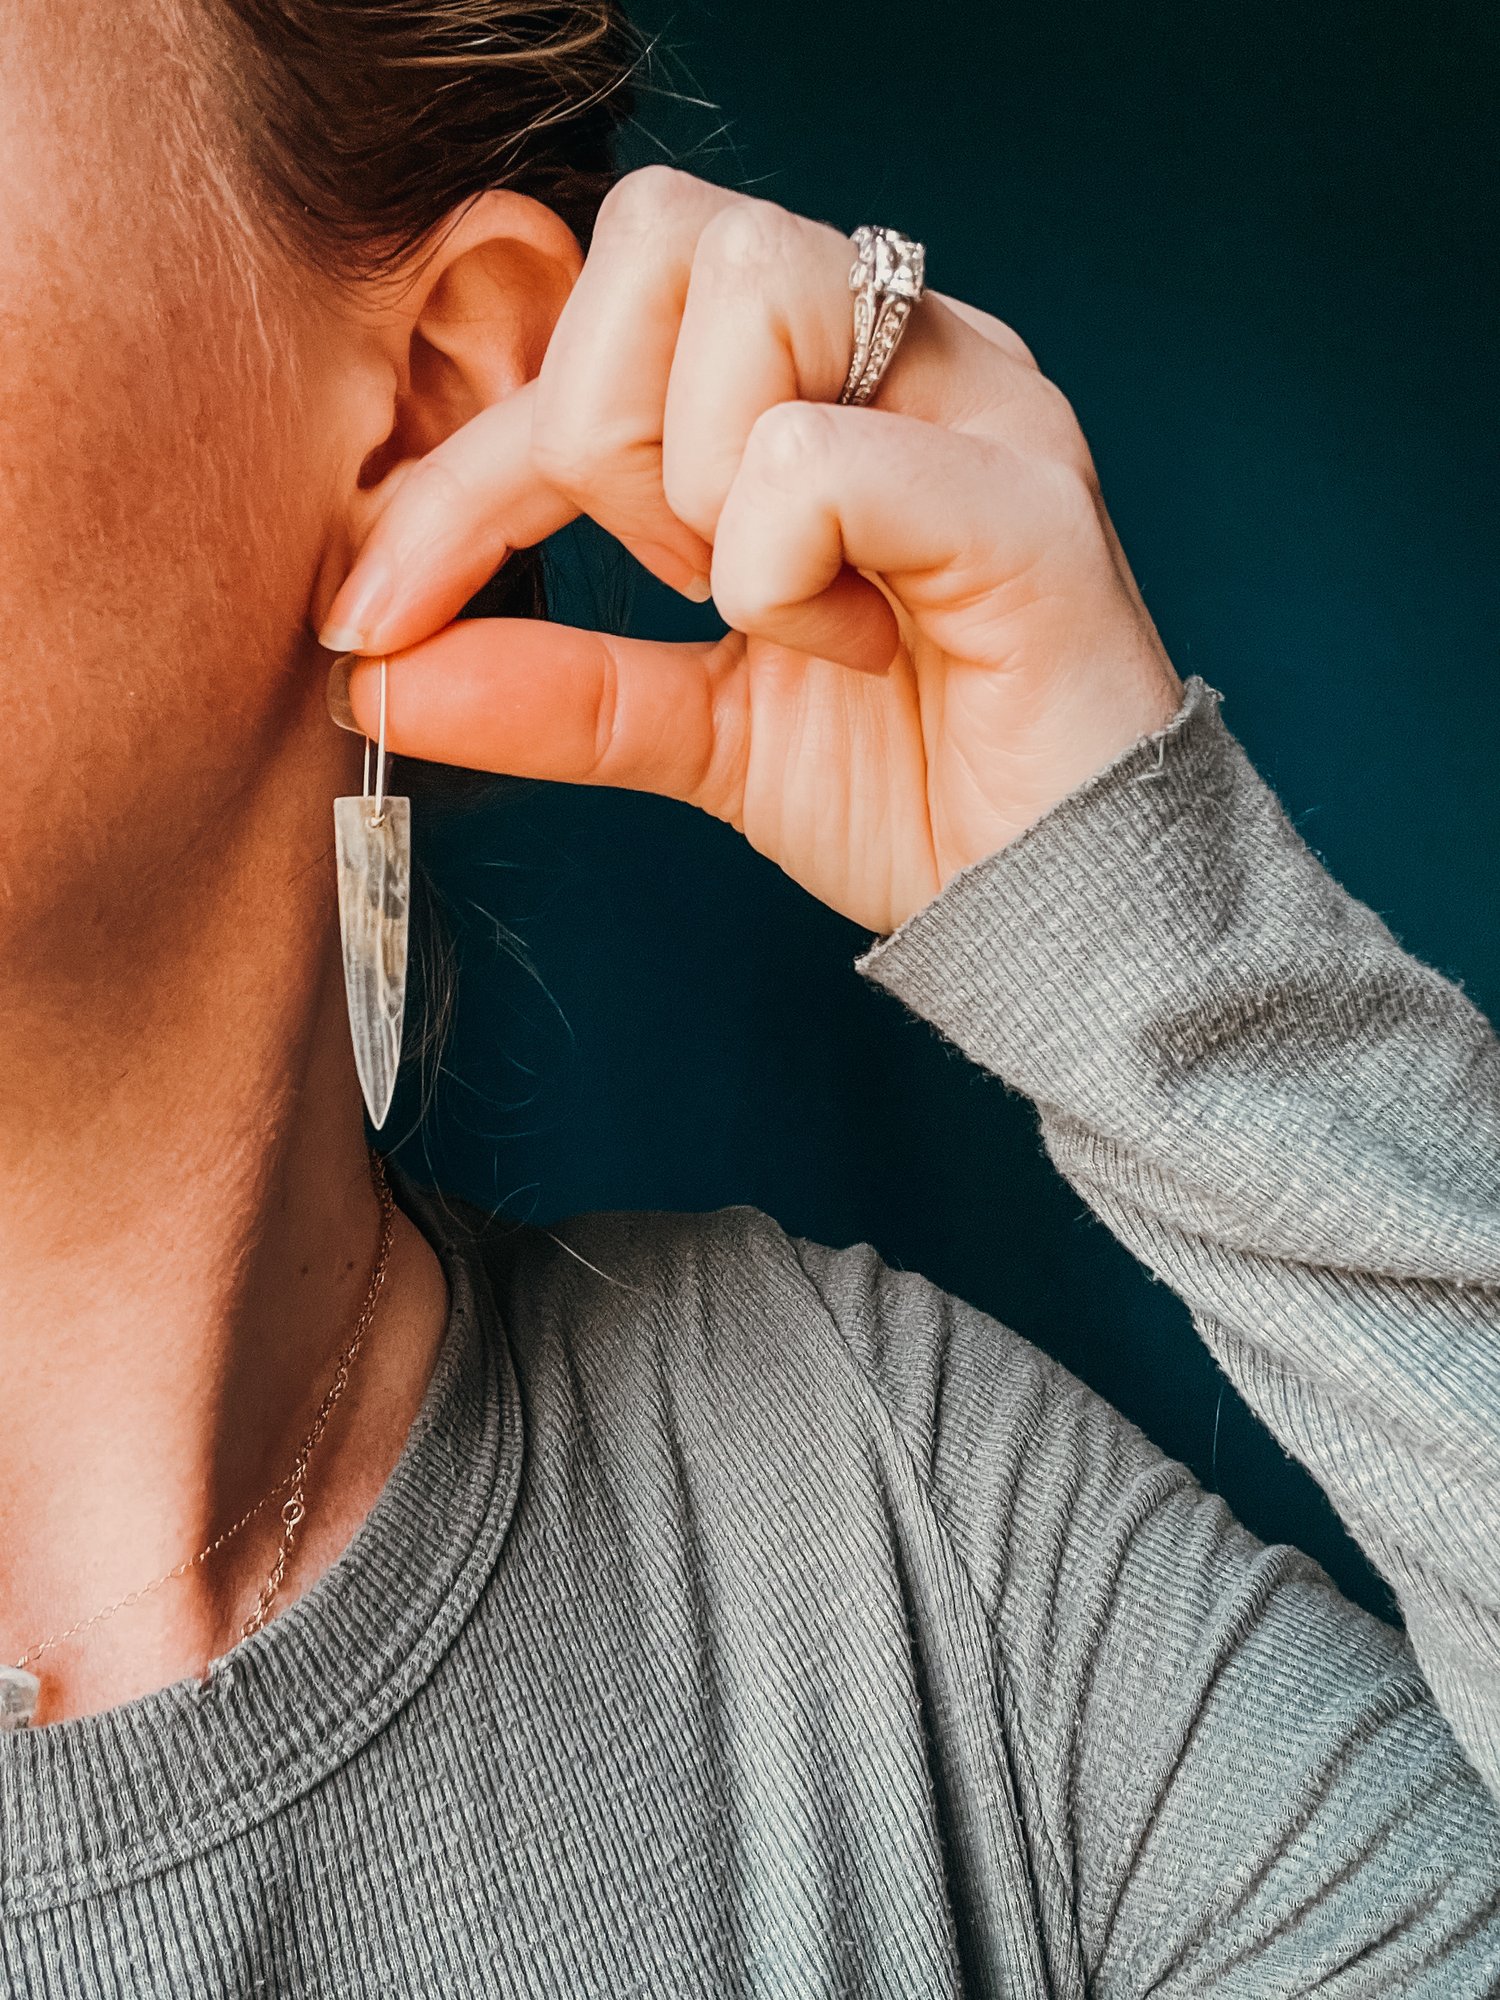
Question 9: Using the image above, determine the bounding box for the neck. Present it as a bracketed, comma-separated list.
[0, 705, 450, 1725]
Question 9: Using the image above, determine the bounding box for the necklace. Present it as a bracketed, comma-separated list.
[0, 1147, 397, 1733]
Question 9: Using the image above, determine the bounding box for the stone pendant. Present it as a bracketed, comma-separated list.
[0, 1664, 41, 1731]
[334, 794, 411, 1132]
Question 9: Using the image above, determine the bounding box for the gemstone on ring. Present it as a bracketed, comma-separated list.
[849, 224, 925, 303]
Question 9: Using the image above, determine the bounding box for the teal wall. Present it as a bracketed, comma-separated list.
[394, 2, 1499, 1624]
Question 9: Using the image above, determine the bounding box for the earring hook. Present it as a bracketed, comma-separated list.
[362, 657, 390, 826]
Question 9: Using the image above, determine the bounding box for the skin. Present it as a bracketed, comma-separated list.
[2, 10, 1176, 1725]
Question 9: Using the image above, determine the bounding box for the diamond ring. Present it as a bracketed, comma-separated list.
[837, 225, 927, 407]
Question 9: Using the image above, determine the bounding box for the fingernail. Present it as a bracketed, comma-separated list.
[325, 653, 362, 734]
[318, 555, 393, 655]
[319, 625, 369, 656]
[680, 574, 713, 604]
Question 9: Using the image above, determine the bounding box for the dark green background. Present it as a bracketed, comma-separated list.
[392, 1, 1499, 1623]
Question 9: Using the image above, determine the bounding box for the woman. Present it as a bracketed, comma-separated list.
[1, 0, 1496, 1992]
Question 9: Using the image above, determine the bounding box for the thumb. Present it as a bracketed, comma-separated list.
[330, 618, 742, 811]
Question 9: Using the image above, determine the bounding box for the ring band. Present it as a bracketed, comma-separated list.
[837, 225, 926, 407]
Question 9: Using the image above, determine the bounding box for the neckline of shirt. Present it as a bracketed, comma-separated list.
[0, 1164, 522, 1916]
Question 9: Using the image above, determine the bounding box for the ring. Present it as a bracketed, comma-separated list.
[837, 225, 927, 407]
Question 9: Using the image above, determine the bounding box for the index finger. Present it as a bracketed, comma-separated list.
[319, 380, 578, 657]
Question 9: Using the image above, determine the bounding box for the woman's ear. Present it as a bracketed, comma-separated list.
[311, 189, 582, 632]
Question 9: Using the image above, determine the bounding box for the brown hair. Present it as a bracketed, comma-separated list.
[210, 1, 636, 283]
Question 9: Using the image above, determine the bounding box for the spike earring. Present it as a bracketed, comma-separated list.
[334, 657, 410, 1131]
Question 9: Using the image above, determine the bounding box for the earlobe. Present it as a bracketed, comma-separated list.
[312, 190, 582, 634]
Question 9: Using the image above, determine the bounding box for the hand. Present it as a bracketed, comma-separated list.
[319, 167, 1184, 936]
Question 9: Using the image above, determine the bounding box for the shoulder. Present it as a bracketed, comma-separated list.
[468, 1196, 877, 1417]
[436, 1188, 1124, 1605]
[468, 1197, 827, 1368]
[441, 1188, 1376, 1654]
[408, 1180, 1266, 1607]
[421, 1188, 959, 1486]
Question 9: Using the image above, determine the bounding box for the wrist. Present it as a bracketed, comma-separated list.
[935, 653, 1186, 898]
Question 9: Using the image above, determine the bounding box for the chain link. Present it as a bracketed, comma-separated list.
[15, 1148, 397, 1670]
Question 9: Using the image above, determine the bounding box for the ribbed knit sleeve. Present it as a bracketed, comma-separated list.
[852, 673, 1500, 1800]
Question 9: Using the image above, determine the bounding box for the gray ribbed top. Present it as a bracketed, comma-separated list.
[3, 676, 1498, 1996]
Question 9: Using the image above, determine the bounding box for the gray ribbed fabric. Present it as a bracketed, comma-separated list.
[3, 675, 1498, 1996]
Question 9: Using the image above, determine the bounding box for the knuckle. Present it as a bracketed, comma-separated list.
[528, 407, 591, 491]
[598, 163, 697, 241]
[403, 453, 469, 515]
[993, 319, 1041, 371]
[1023, 369, 1073, 430]
[529, 380, 623, 494]
[695, 198, 801, 282]
[1040, 455, 1105, 543]
[586, 643, 620, 782]
[1029, 375, 1096, 479]
[744, 400, 833, 482]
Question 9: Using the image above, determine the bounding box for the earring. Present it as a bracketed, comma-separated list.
[334, 657, 410, 1131]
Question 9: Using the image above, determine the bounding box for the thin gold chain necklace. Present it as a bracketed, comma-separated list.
[0, 1147, 397, 1733]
